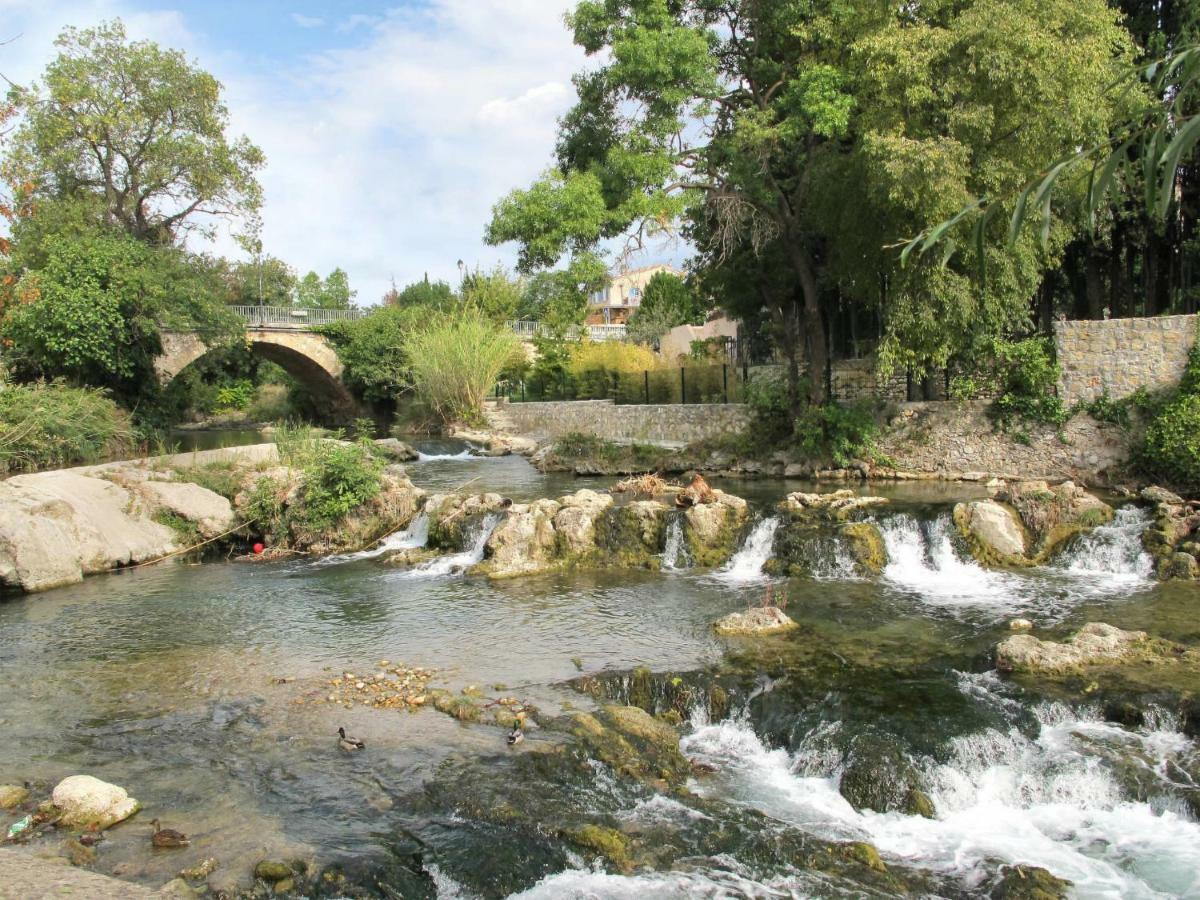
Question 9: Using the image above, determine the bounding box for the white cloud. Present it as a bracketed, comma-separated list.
[290, 13, 324, 29]
[334, 13, 379, 34]
[0, 0, 652, 305]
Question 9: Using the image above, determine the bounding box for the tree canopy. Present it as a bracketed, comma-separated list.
[626, 271, 705, 345]
[5, 21, 264, 244]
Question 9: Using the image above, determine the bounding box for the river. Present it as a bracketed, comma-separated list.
[1, 446, 1197, 898]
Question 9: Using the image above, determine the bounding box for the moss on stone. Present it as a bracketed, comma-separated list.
[567, 824, 632, 870]
[591, 504, 666, 569]
[840, 522, 888, 575]
[904, 789, 935, 819]
[988, 864, 1071, 899]
[841, 841, 887, 873]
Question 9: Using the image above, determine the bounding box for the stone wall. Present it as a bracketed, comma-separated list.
[877, 401, 1132, 484]
[829, 358, 911, 403]
[494, 399, 751, 447]
[1055, 314, 1197, 405]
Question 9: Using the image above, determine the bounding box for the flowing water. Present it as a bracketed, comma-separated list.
[0, 451, 1196, 898]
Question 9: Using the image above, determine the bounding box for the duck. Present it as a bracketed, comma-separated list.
[506, 724, 524, 746]
[337, 726, 366, 751]
[150, 819, 190, 848]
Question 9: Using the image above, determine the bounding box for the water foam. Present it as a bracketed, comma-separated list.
[1054, 505, 1155, 585]
[713, 517, 781, 583]
[679, 695, 1200, 898]
[397, 513, 500, 578]
[309, 513, 430, 568]
[661, 515, 691, 571]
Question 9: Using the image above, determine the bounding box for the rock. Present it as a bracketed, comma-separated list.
[254, 860, 293, 883]
[713, 606, 798, 636]
[0, 784, 29, 809]
[50, 775, 140, 830]
[838, 735, 932, 818]
[426, 492, 509, 549]
[480, 499, 561, 578]
[1165, 551, 1199, 580]
[784, 463, 811, 478]
[1009, 618, 1034, 631]
[995, 622, 1151, 674]
[593, 500, 669, 567]
[553, 490, 614, 556]
[1141, 485, 1184, 506]
[683, 491, 748, 567]
[953, 500, 1028, 563]
[840, 522, 888, 575]
[273, 877, 295, 894]
[842, 841, 887, 873]
[382, 547, 438, 568]
[178, 858, 218, 881]
[997, 480, 1113, 559]
[570, 705, 690, 784]
[0, 472, 179, 593]
[373, 438, 419, 461]
[780, 489, 888, 520]
[137, 480, 236, 539]
[987, 864, 1071, 899]
[159, 878, 199, 898]
[61, 838, 97, 867]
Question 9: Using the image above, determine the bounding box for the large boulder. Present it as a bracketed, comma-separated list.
[553, 490, 614, 556]
[593, 500, 670, 568]
[954, 500, 1028, 564]
[713, 605, 798, 636]
[1140, 488, 1200, 580]
[136, 480, 236, 539]
[840, 522, 889, 576]
[480, 499, 561, 578]
[425, 492, 510, 549]
[0, 472, 178, 593]
[996, 623, 1150, 674]
[684, 491, 748, 567]
[998, 480, 1113, 558]
[373, 438, 419, 462]
[838, 734, 934, 818]
[51, 775, 140, 830]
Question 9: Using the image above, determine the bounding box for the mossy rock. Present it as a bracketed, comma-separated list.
[254, 860, 293, 883]
[763, 520, 823, 577]
[0, 784, 29, 809]
[570, 705, 690, 784]
[567, 824, 631, 870]
[838, 735, 930, 817]
[840, 522, 888, 575]
[987, 864, 1071, 899]
[952, 502, 1034, 568]
[430, 690, 482, 722]
[840, 841, 887, 873]
[591, 503, 667, 569]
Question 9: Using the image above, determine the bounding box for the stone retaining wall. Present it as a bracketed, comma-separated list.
[495, 399, 751, 446]
[878, 401, 1132, 484]
[1055, 314, 1197, 405]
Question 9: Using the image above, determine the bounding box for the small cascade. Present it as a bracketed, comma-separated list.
[400, 513, 500, 578]
[808, 536, 860, 581]
[714, 517, 781, 583]
[1056, 505, 1154, 582]
[877, 513, 1015, 605]
[661, 514, 691, 570]
[416, 448, 477, 462]
[309, 513, 430, 568]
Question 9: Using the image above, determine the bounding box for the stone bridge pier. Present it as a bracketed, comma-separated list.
[156, 329, 361, 424]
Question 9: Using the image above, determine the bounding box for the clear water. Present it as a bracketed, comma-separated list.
[0, 457, 1195, 899]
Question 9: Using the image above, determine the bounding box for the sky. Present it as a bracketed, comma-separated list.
[0, 0, 679, 305]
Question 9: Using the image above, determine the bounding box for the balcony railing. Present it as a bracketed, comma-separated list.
[507, 320, 627, 342]
[232, 305, 365, 328]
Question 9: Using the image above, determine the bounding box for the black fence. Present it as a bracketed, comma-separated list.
[498, 363, 756, 405]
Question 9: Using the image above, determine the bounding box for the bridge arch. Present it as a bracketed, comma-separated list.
[156, 330, 360, 424]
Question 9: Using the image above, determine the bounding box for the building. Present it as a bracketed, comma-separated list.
[586, 263, 684, 325]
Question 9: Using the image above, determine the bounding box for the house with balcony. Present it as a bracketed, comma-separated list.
[586, 263, 684, 325]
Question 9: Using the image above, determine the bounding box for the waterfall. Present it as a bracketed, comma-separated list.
[1055, 505, 1154, 581]
[416, 448, 477, 462]
[678, 696, 1200, 899]
[809, 536, 860, 581]
[309, 513, 430, 568]
[714, 517, 781, 583]
[400, 513, 501, 578]
[877, 513, 1017, 606]
[661, 514, 690, 570]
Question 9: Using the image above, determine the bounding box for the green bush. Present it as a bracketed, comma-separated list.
[986, 337, 1067, 427]
[0, 380, 135, 472]
[1140, 393, 1200, 491]
[295, 440, 385, 531]
[214, 379, 254, 411]
[794, 402, 879, 468]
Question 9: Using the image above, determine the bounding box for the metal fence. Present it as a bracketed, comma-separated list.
[507, 320, 627, 342]
[499, 362, 760, 405]
[231, 305, 365, 328]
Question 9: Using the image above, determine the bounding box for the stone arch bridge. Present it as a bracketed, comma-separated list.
[155, 306, 362, 423]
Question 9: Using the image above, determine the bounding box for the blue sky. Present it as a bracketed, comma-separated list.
[0, 1, 681, 304]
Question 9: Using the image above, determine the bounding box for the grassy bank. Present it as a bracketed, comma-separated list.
[0, 381, 136, 474]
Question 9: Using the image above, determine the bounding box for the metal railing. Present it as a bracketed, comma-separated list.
[231, 305, 365, 328]
[506, 320, 627, 342]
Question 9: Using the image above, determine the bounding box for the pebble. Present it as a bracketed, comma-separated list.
[1010, 618, 1034, 631]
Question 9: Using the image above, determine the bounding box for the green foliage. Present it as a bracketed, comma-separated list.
[516, 254, 607, 332]
[6, 20, 263, 243]
[403, 309, 519, 424]
[626, 271, 705, 347]
[0, 380, 134, 472]
[226, 256, 295, 307]
[214, 380, 254, 411]
[154, 509, 201, 547]
[460, 264, 522, 322]
[986, 338, 1068, 428]
[1082, 393, 1132, 428]
[794, 402, 879, 468]
[318, 305, 423, 404]
[568, 340, 661, 399]
[1141, 394, 1200, 492]
[742, 375, 794, 444]
[295, 439, 384, 531]
[384, 277, 456, 311]
[297, 268, 355, 309]
[175, 461, 243, 500]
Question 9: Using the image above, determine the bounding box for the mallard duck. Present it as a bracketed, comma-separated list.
[338, 727, 365, 751]
[506, 724, 524, 746]
[150, 819, 190, 848]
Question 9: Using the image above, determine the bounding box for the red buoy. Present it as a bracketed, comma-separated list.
[253, 542, 265, 555]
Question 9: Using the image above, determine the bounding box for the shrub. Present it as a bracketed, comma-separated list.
[1140, 393, 1200, 492]
[244, 383, 293, 422]
[294, 440, 385, 531]
[403, 309, 519, 424]
[568, 340, 662, 400]
[175, 461, 243, 500]
[0, 380, 135, 472]
[214, 379, 254, 411]
[986, 337, 1067, 427]
[794, 402, 879, 468]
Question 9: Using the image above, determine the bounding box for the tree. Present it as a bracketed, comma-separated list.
[515, 253, 608, 334]
[626, 271, 704, 345]
[385, 276, 456, 311]
[228, 256, 296, 307]
[5, 20, 264, 244]
[460, 264, 522, 322]
[318, 306, 424, 405]
[487, 1, 1130, 410]
[321, 268, 355, 309]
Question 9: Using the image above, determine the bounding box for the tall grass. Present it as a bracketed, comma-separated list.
[0, 380, 136, 473]
[403, 309, 519, 424]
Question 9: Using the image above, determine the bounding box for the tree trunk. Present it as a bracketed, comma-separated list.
[1085, 248, 1105, 320]
[781, 241, 829, 407]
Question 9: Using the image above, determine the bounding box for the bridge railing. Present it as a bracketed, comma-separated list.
[506, 320, 628, 342]
[231, 305, 365, 328]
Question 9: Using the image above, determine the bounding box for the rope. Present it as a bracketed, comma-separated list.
[129, 517, 259, 569]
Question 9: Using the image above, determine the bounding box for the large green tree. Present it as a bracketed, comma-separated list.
[487, 0, 1130, 408]
[626, 271, 705, 345]
[5, 21, 264, 243]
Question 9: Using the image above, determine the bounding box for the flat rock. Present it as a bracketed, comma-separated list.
[714, 605, 798, 636]
[137, 480, 235, 539]
[996, 623, 1148, 674]
[50, 775, 140, 830]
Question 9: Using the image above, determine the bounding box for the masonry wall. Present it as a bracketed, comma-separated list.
[1055, 314, 1197, 405]
[495, 399, 751, 446]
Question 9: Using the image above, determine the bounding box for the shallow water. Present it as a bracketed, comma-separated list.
[1, 454, 1196, 898]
